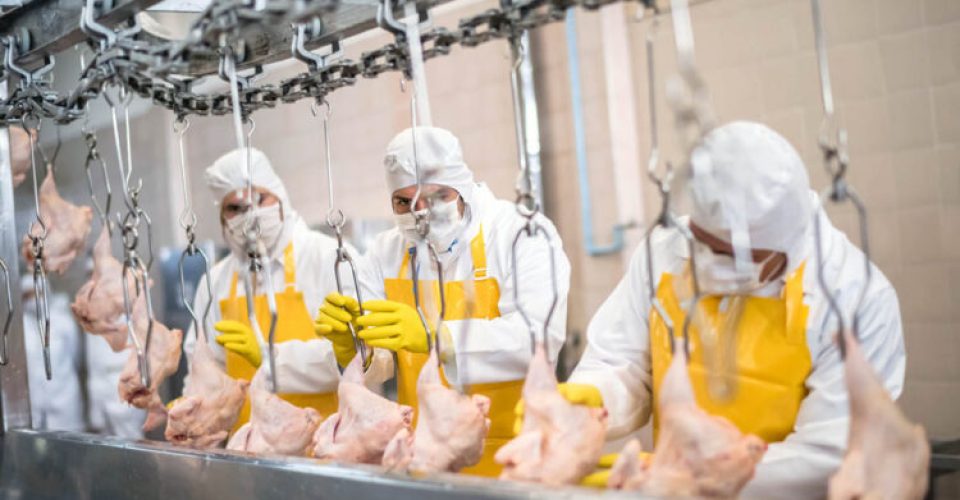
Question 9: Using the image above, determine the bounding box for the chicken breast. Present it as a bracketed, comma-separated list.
[312, 354, 413, 464]
[495, 342, 607, 486]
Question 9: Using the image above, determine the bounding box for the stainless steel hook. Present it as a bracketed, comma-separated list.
[510, 222, 559, 359]
[810, 0, 871, 358]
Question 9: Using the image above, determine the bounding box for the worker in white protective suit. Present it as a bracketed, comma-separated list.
[21, 276, 85, 431]
[314, 126, 571, 476]
[183, 147, 352, 429]
[564, 121, 905, 498]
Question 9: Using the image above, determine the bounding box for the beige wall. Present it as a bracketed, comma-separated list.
[169, 0, 959, 441]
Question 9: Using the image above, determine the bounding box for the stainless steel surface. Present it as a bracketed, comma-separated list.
[0, 0, 163, 67]
[0, 429, 629, 499]
[0, 81, 29, 433]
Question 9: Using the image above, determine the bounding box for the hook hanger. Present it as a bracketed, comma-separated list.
[809, 0, 871, 358]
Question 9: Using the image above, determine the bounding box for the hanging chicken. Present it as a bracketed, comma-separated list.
[165, 336, 249, 449]
[22, 169, 93, 274]
[495, 342, 607, 486]
[382, 348, 491, 474]
[608, 340, 767, 498]
[828, 332, 929, 500]
[71, 228, 141, 351]
[226, 370, 322, 457]
[9, 127, 35, 188]
[311, 353, 413, 464]
[117, 304, 183, 432]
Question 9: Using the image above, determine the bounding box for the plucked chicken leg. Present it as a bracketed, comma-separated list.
[312, 353, 413, 464]
[495, 342, 607, 486]
[608, 340, 766, 499]
[22, 170, 93, 274]
[382, 349, 491, 473]
[828, 331, 929, 500]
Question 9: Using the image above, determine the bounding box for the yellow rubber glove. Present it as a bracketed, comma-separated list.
[513, 382, 604, 435]
[581, 468, 612, 488]
[314, 292, 361, 367]
[356, 300, 429, 354]
[215, 320, 262, 368]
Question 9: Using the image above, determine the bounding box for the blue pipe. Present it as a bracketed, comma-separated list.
[565, 9, 626, 256]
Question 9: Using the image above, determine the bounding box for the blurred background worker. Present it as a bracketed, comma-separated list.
[184, 147, 350, 427]
[21, 275, 84, 432]
[314, 126, 571, 476]
[85, 331, 147, 439]
[562, 121, 905, 498]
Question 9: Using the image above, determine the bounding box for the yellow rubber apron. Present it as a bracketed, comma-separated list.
[383, 227, 520, 477]
[649, 263, 812, 443]
[220, 243, 339, 431]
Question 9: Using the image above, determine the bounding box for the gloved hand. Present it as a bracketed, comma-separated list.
[356, 300, 429, 354]
[513, 382, 604, 435]
[215, 320, 262, 367]
[314, 292, 362, 367]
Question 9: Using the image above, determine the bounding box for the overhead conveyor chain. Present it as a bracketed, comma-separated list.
[0, 0, 651, 125]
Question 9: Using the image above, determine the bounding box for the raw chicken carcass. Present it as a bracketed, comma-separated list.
[312, 354, 413, 463]
[71, 228, 142, 351]
[828, 331, 929, 500]
[495, 343, 607, 486]
[117, 308, 183, 431]
[608, 340, 766, 499]
[22, 169, 93, 274]
[226, 370, 321, 457]
[382, 349, 491, 473]
[165, 336, 249, 449]
[9, 127, 36, 188]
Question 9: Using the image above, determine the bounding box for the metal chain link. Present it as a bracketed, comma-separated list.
[1, 0, 632, 124]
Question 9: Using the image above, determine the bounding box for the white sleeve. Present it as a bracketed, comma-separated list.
[441, 223, 571, 386]
[742, 279, 905, 499]
[567, 243, 655, 439]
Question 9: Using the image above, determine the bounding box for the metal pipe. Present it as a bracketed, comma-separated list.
[565, 10, 627, 256]
[0, 80, 31, 432]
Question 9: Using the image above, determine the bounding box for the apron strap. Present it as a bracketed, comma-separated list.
[783, 261, 808, 344]
[229, 272, 239, 300]
[283, 242, 296, 290]
[471, 226, 487, 280]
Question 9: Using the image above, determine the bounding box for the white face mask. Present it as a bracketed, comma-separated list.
[692, 241, 777, 295]
[393, 199, 463, 252]
[224, 203, 285, 258]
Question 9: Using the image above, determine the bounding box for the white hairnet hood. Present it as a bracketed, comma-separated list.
[204, 147, 290, 207]
[689, 121, 813, 272]
[384, 127, 476, 208]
